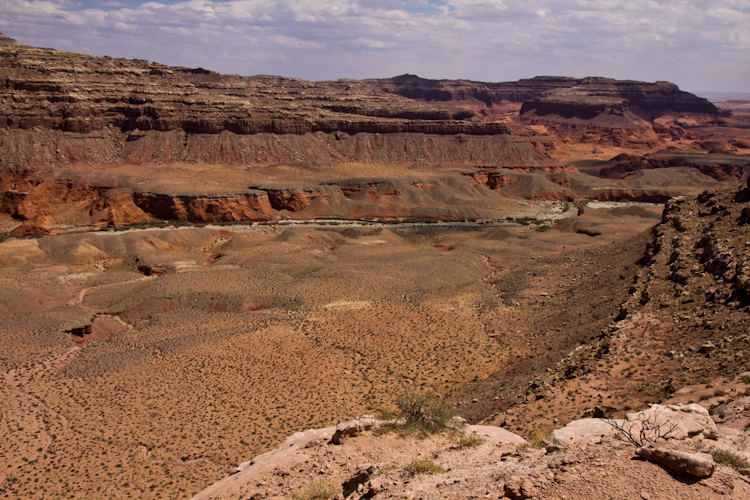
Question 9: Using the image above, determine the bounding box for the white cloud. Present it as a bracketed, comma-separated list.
[353, 37, 397, 48]
[268, 33, 323, 49]
[0, 0, 748, 91]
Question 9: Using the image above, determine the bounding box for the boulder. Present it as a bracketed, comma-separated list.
[465, 425, 528, 446]
[330, 416, 377, 445]
[551, 418, 621, 446]
[625, 404, 718, 441]
[342, 465, 375, 497]
[503, 476, 537, 500]
[636, 445, 715, 478]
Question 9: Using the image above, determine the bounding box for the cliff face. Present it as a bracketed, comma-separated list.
[1, 36, 740, 235]
[562, 77, 717, 114]
[0, 127, 548, 171]
[519, 96, 629, 118]
[0, 33, 27, 47]
[358, 74, 580, 106]
[0, 45, 508, 143]
[0, 42, 713, 157]
[361, 74, 717, 115]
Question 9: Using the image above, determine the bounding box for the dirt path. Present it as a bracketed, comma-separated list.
[3, 345, 81, 389]
[67, 274, 156, 306]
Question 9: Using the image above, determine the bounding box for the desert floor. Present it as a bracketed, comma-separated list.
[1, 201, 663, 499]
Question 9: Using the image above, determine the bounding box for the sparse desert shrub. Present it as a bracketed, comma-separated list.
[710, 449, 750, 470]
[378, 407, 398, 421]
[377, 391, 461, 437]
[456, 431, 485, 448]
[688, 440, 706, 452]
[291, 479, 339, 500]
[740, 375, 750, 384]
[604, 411, 679, 447]
[404, 459, 446, 476]
[519, 427, 551, 450]
[372, 464, 400, 478]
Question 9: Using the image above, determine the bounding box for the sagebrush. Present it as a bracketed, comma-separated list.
[291, 479, 339, 500]
[378, 391, 461, 437]
[404, 459, 446, 475]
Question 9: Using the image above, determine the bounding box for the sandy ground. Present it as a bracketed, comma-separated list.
[0, 204, 663, 499]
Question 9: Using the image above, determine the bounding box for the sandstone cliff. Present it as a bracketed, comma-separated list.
[0, 44, 506, 146]
[361, 74, 717, 115]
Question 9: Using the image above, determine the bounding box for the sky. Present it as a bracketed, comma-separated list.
[1, 0, 749, 93]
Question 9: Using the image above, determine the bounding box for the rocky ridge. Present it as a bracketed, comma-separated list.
[0, 33, 27, 48]
[361, 74, 718, 115]
[456, 183, 750, 445]
[190, 405, 750, 500]
[0, 42, 511, 168]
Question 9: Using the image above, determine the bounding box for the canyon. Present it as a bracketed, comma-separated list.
[1, 32, 750, 500]
[2, 36, 750, 236]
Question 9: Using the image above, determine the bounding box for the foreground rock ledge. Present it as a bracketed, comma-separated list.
[636, 445, 715, 478]
[189, 408, 750, 500]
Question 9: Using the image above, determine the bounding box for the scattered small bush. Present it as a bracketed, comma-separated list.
[740, 375, 750, 384]
[714, 389, 727, 397]
[378, 391, 460, 437]
[456, 431, 485, 448]
[710, 449, 750, 470]
[604, 412, 678, 447]
[519, 427, 551, 450]
[291, 479, 339, 500]
[404, 459, 446, 476]
[688, 440, 706, 452]
[372, 464, 400, 478]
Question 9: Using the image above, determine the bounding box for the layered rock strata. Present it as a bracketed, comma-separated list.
[0, 44, 507, 147]
[361, 74, 717, 114]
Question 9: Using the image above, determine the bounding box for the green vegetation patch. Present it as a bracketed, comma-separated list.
[455, 431, 485, 448]
[404, 459, 446, 476]
[291, 479, 339, 500]
[378, 391, 462, 438]
[711, 449, 750, 470]
[519, 427, 552, 450]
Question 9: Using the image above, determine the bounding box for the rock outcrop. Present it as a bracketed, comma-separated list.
[552, 404, 719, 448]
[0, 33, 27, 47]
[520, 95, 629, 118]
[361, 74, 717, 115]
[190, 409, 749, 500]
[601, 152, 750, 182]
[636, 446, 715, 478]
[0, 44, 510, 168]
[330, 416, 377, 445]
